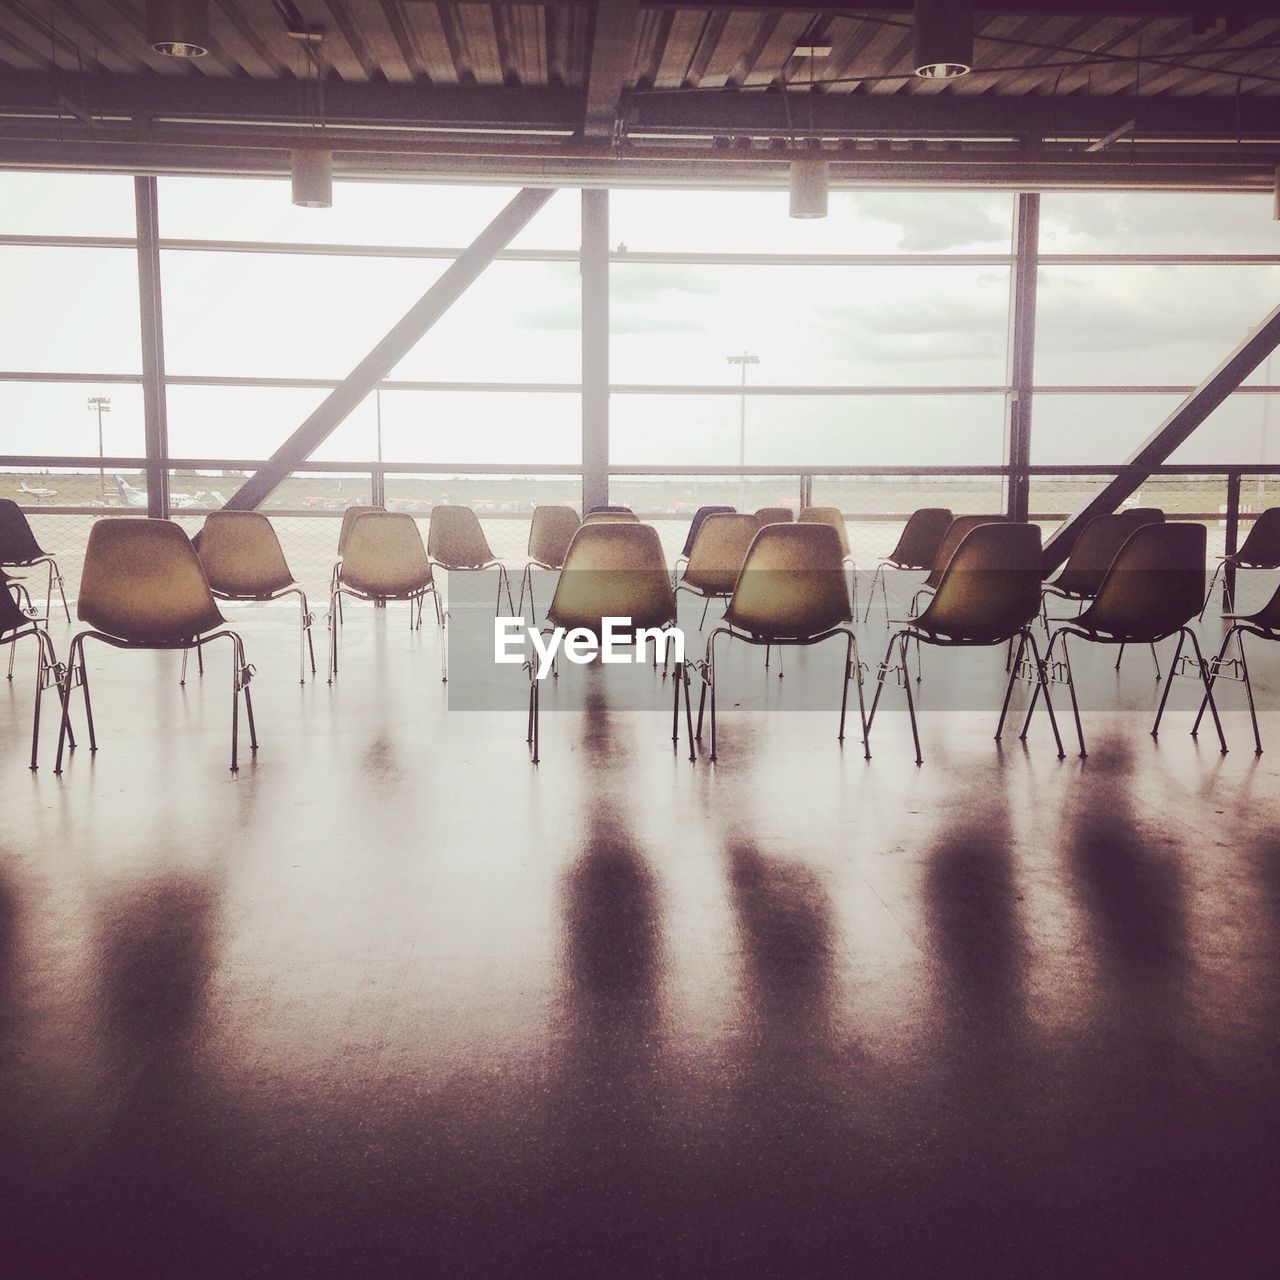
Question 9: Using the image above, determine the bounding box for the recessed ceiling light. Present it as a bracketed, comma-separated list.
[145, 0, 209, 59]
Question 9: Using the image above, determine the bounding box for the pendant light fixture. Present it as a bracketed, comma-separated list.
[145, 0, 209, 58]
[789, 153, 829, 220]
[913, 0, 973, 80]
[291, 148, 333, 208]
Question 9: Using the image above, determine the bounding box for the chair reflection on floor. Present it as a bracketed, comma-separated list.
[695, 523, 865, 762]
[863, 506, 953, 625]
[527, 522, 692, 765]
[865, 522, 1063, 765]
[1, 575, 64, 770]
[517, 505, 581, 624]
[1037, 522, 1225, 758]
[189, 511, 316, 684]
[54, 519, 257, 774]
[329, 510, 446, 682]
[428, 505, 515, 617]
[0, 497, 70, 624]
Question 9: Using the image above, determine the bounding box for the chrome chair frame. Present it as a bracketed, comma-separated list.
[1191, 618, 1276, 755]
[54, 629, 256, 774]
[694, 622, 866, 763]
[0, 554, 69, 626]
[2, 598, 66, 771]
[328, 579, 447, 683]
[181, 583, 316, 686]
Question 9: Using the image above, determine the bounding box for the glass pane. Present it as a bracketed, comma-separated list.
[0, 172, 137, 237]
[376, 391, 580, 463]
[611, 262, 1009, 387]
[0, 381, 144, 460]
[611, 394, 1006, 467]
[1035, 265, 1280, 387]
[1040, 192, 1280, 255]
[610, 190, 1013, 255]
[0, 247, 142, 373]
[157, 177, 578, 250]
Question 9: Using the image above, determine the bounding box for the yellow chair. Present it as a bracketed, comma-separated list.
[330, 504, 384, 626]
[529, 522, 691, 764]
[695, 523, 865, 761]
[753, 507, 793, 527]
[865, 522, 1063, 764]
[798, 505, 857, 615]
[675, 513, 759, 631]
[190, 511, 316, 684]
[517, 505, 580, 623]
[329, 511, 445, 682]
[54, 518, 257, 774]
[2, 577, 64, 770]
[428, 505, 515, 616]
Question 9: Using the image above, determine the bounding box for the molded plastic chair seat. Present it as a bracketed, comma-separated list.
[681, 514, 759, 600]
[866, 523, 1063, 763]
[1044, 509, 1164, 602]
[1202, 506, 1280, 615]
[0, 497, 70, 622]
[753, 507, 792, 527]
[680, 505, 736, 559]
[582, 510, 640, 525]
[428, 504, 515, 617]
[55, 518, 257, 773]
[518, 505, 581, 623]
[863, 507, 953, 624]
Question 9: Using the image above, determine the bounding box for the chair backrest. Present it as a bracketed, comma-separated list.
[1125, 507, 1165, 525]
[428, 505, 495, 568]
[915, 523, 1043, 644]
[0, 498, 45, 564]
[797, 506, 850, 557]
[1, 576, 31, 637]
[887, 507, 954, 570]
[1077, 522, 1207, 642]
[681, 505, 736, 557]
[923, 515, 1005, 591]
[582, 510, 640, 525]
[527, 505, 581, 569]
[1050, 513, 1142, 598]
[194, 511, 294, 598]
[78, 519, 225, 643]
[586, 504, 633, 515]
[1236, 507, 1280, 567]
[1246, 579, 1280, 631]
[337, 505, 383, 556]
[547, 523, 676, 633]
[753, 507, 793, 527]
[724, 523, 852, 641]
[339, 512, 433, 598]
[682, 514, 759, 597]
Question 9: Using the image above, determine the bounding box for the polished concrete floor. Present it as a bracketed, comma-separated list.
[3, 602, 1280, 1278]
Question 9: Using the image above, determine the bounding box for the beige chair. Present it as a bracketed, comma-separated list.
[753, 507, 793, 527]
[798, 506, 857, 615]
[674, 513, 759, 631]
[330, 504, 384, 626]
[695, 522, 865, 761]
[863, 507, 953, 625]
[0, 498, 70, 624]
[529, 522, 691, 764]
[2, 576, 64, 770]
[517, 505, 581, 623]
[1040, 522, 1223, 758]
[330, 511, 445, 682]
[190, 511, 315, 684]
[581, 510, 640, 525]
[428, 505, 515, 616]
[54, 519, 257, 774]
[864, 523, 1063, 764]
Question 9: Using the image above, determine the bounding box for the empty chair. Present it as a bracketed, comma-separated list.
[330, 504, 384, 626]
[54, 519, 257, 774]
[1039, 522, 1224, 758]
[914, 515, 1006, 608]
[1202, 506, 1280, 616]
[863, 507, 953, 624]
[0, 497, 70, 623]
[1193, 576, 1280, 755]
[330, 511, 445, 682]
[586, 504, 633, 515]
[753, 507, 793, 527]
[1043, 508, 1165, 676]
[582, 510, 640, 525]
[865, 523, 1063, 765]
[674, 513, 759, 630]
[1, 577, 62, 770]
[428, 505, 515, 616]
[517, 505, 581, 623]
[191, 511, 315, 683]
[695, 522, 865, 761]
[798, 506, 857, 614]
[529, 522, 690, 764]
[675, 505, 736, 574]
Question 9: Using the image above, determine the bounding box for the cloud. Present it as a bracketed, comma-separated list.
[850, 193, 1011, 252]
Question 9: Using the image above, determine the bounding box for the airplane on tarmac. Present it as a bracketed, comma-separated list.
[114, 475, 205, 509]
[17, 480, 58, 500]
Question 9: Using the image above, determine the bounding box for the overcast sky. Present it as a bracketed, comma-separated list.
[1, 173, 1277, 470]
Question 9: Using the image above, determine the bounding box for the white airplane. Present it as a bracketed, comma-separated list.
[114, 476, 202, 509]
[17, 480, 58, 500]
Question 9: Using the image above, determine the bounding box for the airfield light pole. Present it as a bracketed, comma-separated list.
[87, 395, 111, 501]
[727, 353, 759, 511]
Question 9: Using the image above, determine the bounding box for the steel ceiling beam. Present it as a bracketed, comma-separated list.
[583, 1, 640, 140]
[223, 187, 555, 512]
[1042, 303, 1280, 569]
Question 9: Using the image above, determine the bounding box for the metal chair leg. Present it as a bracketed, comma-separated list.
[864, 631, 904, 738]
[1151, 631, 1186, 738]
[900, 633, 922, 765]
[1022, 631, 1065, 758]
[995, 631, 1028, 739]
[1183, 628, 1228, 754]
